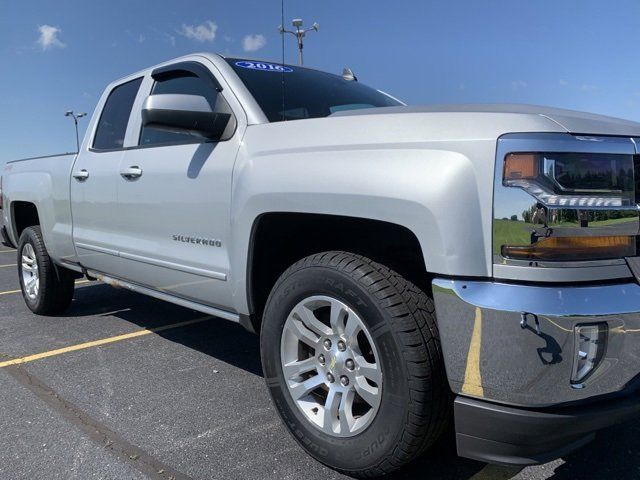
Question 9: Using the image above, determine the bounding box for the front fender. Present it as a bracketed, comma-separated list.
[228, 137, 494, 314]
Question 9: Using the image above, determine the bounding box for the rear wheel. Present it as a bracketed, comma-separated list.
[261, 251, 450, 477]
[17, 226, 75, 315]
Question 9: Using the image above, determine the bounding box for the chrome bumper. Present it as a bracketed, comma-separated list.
[433, 278, 640, 407]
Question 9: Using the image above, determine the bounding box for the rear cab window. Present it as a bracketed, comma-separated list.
[92, 78, 143, 150]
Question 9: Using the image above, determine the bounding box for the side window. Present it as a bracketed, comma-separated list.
[92, 78, 143, 150]
[139, 73, 221, 147]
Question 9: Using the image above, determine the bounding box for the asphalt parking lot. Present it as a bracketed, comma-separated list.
[1, 246, 640, 479]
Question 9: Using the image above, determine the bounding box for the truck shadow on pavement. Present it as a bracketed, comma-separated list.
[67, 284, 640, 480]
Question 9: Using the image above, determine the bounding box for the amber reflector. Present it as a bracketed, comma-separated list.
[504, 153, 538, 181]
[502, 236, 636, 261]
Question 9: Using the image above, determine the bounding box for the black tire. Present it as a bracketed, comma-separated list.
[261, 251, 450, 477]
[17, 226, 75, 315]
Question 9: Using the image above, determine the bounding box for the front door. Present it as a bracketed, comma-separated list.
[113, 62, 242, 310]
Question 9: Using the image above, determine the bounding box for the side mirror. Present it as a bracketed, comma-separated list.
[141, 94, 231, 140]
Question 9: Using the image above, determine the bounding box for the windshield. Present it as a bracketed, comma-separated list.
[226, 58, 402, 122]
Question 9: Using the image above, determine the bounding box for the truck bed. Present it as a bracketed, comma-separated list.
[1, 152, 77, 260]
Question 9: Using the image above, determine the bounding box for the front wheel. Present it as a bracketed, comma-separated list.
[17, 226, 75, 315]
[261, 251, 450, 477]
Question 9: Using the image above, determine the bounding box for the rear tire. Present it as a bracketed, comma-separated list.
[261, 251, 450, 477]
[17, 226, 75, 315]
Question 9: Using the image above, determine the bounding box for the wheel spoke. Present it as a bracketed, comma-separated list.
[21, 262, 33, 272]
[293, 304, 332, 337]
[282, 357, 317, 380]
[343, 313, 360, 343]
[355, 355, 382, 385]
[329, 299, 347, 333]
[354, 376, 379, 407]
[338, 389, 356, 434]
[288, 318, 321, 349]
[288, 374, 325, 400]
[323, 388, 340, 432]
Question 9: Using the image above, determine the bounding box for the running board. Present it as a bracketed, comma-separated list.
[86, 271, 241, 323]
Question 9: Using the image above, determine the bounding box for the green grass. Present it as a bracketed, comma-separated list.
[492, 220, 531, 254]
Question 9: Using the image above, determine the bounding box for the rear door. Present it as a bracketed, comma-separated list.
[70, 77, 143, 274]
[114, 60, 245, 310]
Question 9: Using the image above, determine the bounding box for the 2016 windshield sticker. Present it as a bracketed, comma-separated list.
[235, 61, 293, 73]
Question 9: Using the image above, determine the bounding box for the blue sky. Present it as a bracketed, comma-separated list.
[2, 0, 640, 160]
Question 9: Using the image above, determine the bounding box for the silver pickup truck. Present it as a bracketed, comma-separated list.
[3, 52, 640, 476]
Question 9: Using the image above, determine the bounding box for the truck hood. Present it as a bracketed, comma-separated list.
[331, 104, 640, 138]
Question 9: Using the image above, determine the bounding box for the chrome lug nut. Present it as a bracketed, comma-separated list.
[340, 376, 349, 386]
[323, 339, 332, 350]
[337, 340, 346, 352]
[327, 373, 335, 383]
[345, 359, 355, 370]
[318, 354, 325, 365]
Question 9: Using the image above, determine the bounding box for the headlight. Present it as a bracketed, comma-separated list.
[496, 150, 638, 263]
[503, 152, 635, 208]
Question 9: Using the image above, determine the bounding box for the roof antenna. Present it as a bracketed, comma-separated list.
[280, 0, 286, 121]
[342, 68, 357, 81]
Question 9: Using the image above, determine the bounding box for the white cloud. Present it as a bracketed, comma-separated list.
[180, 20, 217, 42]
[511, 80, 527, 90]
[138, 34, 145, 43]
[243, 34, 266, 52]
[37, 24, 66, 50]
[580, 84, 598, 92]
[559, 79, 568, 86]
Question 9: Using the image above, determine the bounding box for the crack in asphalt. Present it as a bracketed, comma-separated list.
[4, 365, 194, 480]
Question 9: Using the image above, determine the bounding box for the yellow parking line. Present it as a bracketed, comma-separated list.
[461, 307, 484, 397]
[0, 249, 16, 253]
[0, 279, 91, 296]
[0, 315, 212, 368]
[0, 264, 16, 268]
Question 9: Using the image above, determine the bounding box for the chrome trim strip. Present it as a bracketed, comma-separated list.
[74, 242, 119, 256]
[74, 243, 227, 281]
[435, 278, 640, 316]
[87, 270, 239, 323]
[118, 251, 227, 281]
[494, 263, 632, 283]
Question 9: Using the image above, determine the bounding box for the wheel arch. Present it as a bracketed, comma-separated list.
[10, 200, 41, 242]
[245, 212, 431, 330]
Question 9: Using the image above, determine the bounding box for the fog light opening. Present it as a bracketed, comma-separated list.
[571, 323, 607, 387]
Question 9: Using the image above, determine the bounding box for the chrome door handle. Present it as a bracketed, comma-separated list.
[73, 169, 89, 181]
[120, 166, 143, 179]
